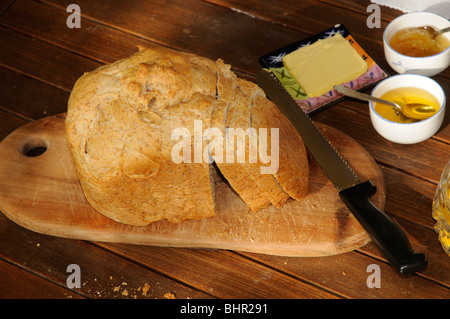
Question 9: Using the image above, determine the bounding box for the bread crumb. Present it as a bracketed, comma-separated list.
[122, 289, 129, 296]
[142, 284, 151, 296]
[113, 286, 120, 292]
[164, 292, 175, 299]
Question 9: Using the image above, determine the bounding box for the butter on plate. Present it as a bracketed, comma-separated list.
[282, 33, 368, 97]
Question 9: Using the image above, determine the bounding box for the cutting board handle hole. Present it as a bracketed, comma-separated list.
[20, 138, 48, 157]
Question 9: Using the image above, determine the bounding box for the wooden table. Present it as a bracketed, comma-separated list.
[0, 0, 449, 300]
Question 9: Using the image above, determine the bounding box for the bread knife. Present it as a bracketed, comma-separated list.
[257, 68, 427, 276]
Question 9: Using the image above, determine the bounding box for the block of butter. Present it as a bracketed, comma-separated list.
[282, 33, 368, 97]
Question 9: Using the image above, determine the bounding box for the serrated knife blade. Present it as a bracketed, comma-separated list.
[257, 68, 427, 275]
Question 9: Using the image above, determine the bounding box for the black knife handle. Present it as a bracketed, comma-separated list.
[339, 180, 427, 276]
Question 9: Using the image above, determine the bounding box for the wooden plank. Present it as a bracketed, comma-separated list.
[320, 0, 410, 22]
[0, 111, 28, 141]
[39, 0, 302, 74]
[0, 214, 213, 299]
[97, 244, 340, 299]
[0, 67, 70, 120]
[0, 0, 15, 15]
[0, 0, 156, 64]
[0, 259, 84, 299]
[382, 166, 438, 228]
[0, 26, 100, 91]
[240, 246, 450, 298]
[0, 0, 253, 83]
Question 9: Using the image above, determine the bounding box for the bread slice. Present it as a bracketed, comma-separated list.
[225, 79, 290, 209]
[209, 60, 270, 211]
[250, 91, 309, 201]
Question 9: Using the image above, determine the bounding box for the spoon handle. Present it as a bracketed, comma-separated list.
[334, 85, 399, 109]
[439, 26, 450, 35]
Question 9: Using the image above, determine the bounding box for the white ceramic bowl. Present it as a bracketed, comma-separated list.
[383, 12, 450, 76]
[369, 74, 446, 144]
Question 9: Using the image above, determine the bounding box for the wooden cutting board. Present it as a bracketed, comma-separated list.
[0, 113, 385, 257]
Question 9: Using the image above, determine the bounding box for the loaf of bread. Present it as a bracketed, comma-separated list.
[66, 46, 309, 226]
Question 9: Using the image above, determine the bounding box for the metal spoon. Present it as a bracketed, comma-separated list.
[334, 85, 437, 120]
[416, 25, 450, 39]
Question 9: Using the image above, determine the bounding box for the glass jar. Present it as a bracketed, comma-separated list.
[432, 161, 450, 256]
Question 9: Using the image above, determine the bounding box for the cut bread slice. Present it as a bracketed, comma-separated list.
[226, 79, 290, 209]
[209, 60, 270, 211]
[250, 91, 309, 202]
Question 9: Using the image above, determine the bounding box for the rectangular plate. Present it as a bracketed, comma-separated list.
[258, 24, 389, 114]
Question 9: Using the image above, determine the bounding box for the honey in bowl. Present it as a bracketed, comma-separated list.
[374, 87, 440, 123]
[389, 27, 450, 57]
